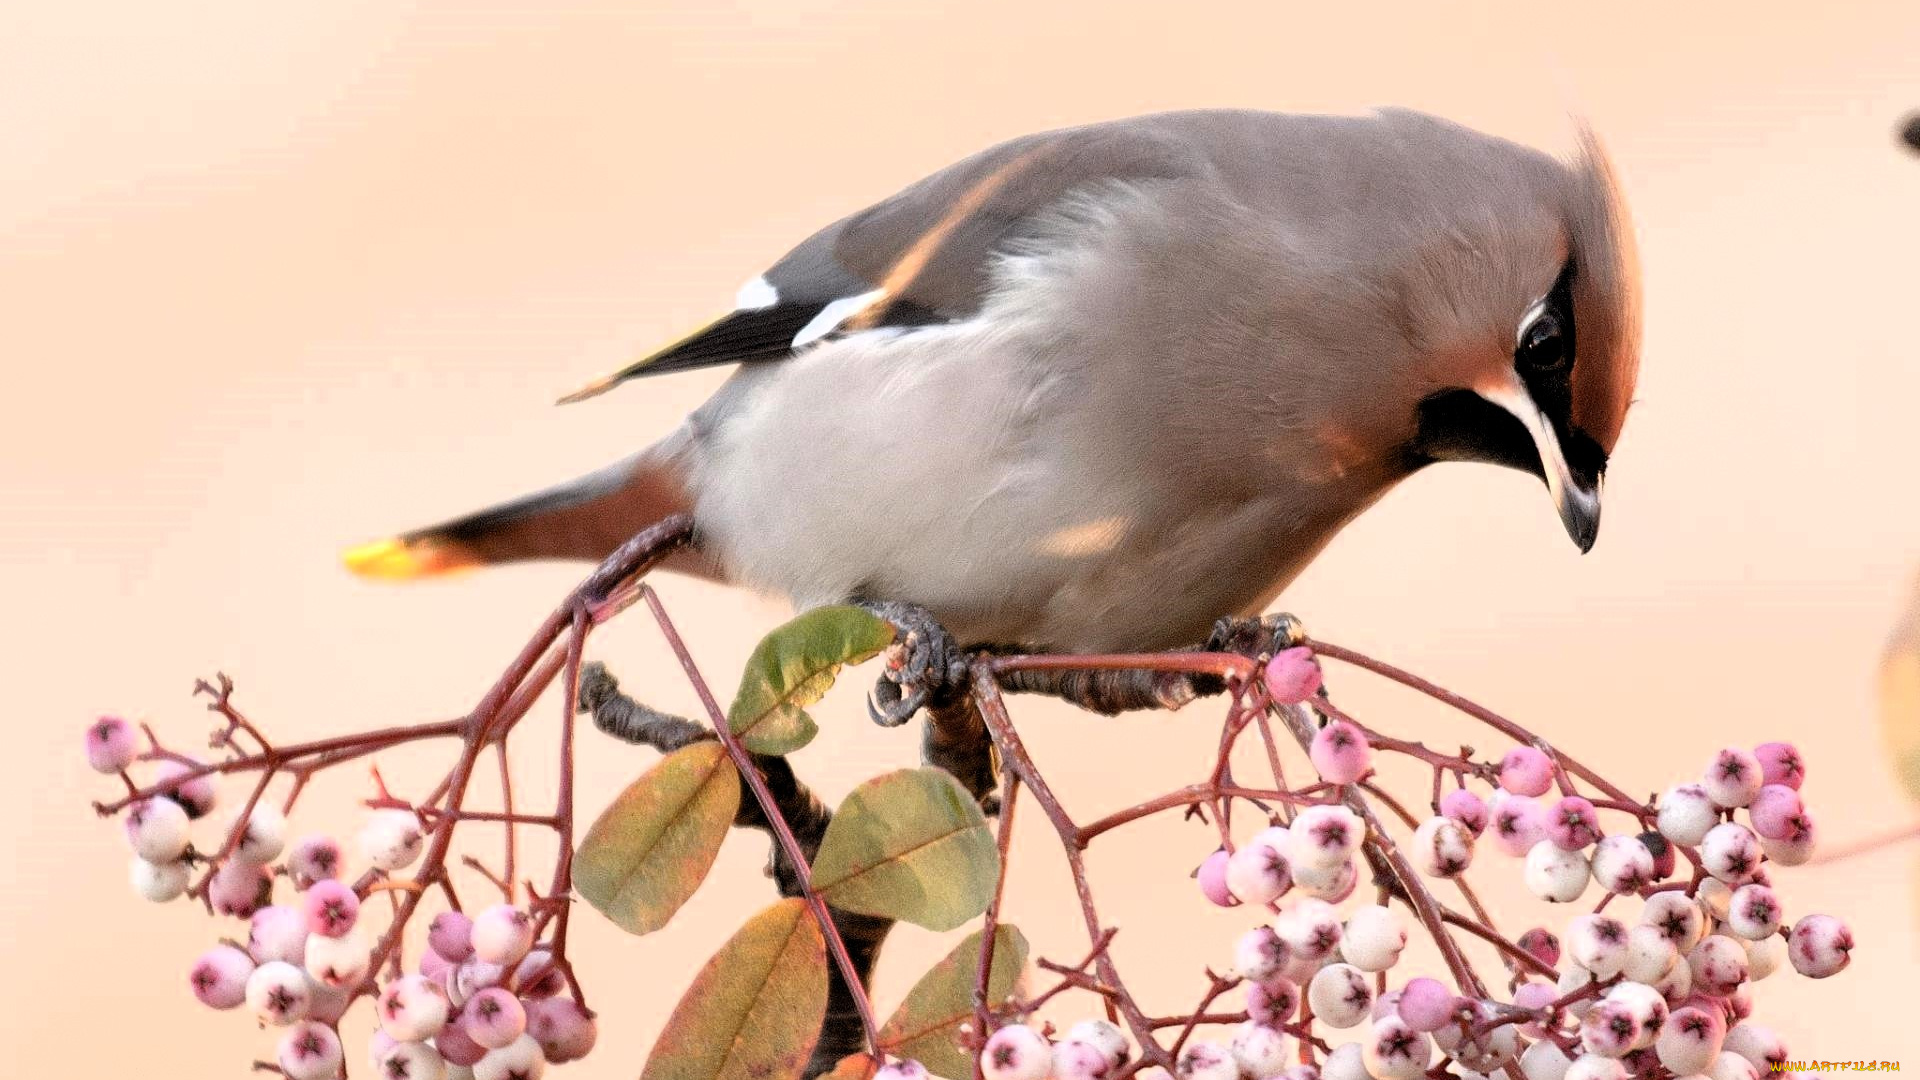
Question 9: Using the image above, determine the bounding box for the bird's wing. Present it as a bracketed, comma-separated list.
[557, 119, 1204, 402]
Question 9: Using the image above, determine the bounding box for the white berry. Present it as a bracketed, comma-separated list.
[131, 856, 190, 902]
[359, 809, 426, 871]
[1524, 840, 1590, 903]
[245, 960, 313, 1026]
[1307, 963, 1373, 1028]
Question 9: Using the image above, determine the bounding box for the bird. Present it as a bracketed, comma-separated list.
[343, 107, 1641, 657]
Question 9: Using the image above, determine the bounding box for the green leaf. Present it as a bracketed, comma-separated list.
[878, 925, 1029, 1079]
[728, 605, 896, 755]
[643, 898, 829, 1080]
[811, 768, 999, 931]
[574, 741, 740, 936]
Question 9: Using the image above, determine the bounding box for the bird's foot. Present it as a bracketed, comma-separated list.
[860, 600, 969, 728]
[1204, 612, 1308, 659]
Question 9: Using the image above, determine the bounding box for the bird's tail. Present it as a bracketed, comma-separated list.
[342, 451, 705, 581]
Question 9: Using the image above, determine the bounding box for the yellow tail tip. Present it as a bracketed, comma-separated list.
[341, 537, 477, 581]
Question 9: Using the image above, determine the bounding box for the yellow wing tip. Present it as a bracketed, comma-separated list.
[341, 537, 477, 581]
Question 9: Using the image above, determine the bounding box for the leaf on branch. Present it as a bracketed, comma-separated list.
[878, 925, 1029, 1079]
[728, 605, 897, 755]
[1882, 570, 1920, 802]
[574, 741, 741, 935]
[643, 898, 829, 1080]
[811, 768, 999, 931]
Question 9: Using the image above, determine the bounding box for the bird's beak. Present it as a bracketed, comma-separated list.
[1477, 379, 1603, 552]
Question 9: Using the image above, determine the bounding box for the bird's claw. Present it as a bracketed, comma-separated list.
[860, 600, 965, 728]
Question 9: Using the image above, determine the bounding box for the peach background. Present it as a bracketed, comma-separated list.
[5, 0, 1920, 1073]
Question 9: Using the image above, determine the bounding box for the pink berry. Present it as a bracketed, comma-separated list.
[1655, 1006, 1725, 1075]
[513, 947, 566, 999]
[1727, 884, 1783, 940]
[982, 1024, 1052, 1080]
[420, 946, 455, 984]
[525, 996, 598, 1063]
[1760, 807, 1818, 866]
[1247, 978, 1300, 1026]
[378, 972, 452, 1041]
[1287, 805, 1362, 870]
[1580, 999, 1638, 1057]
[1753, 742, 1804, 790]
[430, 910, 476, 962]
[250, 905, 312, 966]
[1439, 788, 1488, 837]
[189, 944, 256, 1009]
[462, 987, 527, 1050]
[1309, 720, 1372, 784]
[304, 879, 360, 938]
[286, 835, 343, 889]
[1517, 927, 1561, 967]
[1233, 926, 1287, 983]
[471, 904, 535, 966]
[450, 957, 507, 1007]
[1490, 796, 1548, 857]
[436, 1018, 489, 1067]
[277, 1021, 345, 1080]
[1276, 897, 1343, 962]
[210, 859, 274, 918]
[1053, 1040, 1113, 1080]
[1688, 935, 1749, 996]
[1590, 835, 1655, 895]
[245, 960, 313, 1026]
[1396, 977, 1457, 1032]
[878, 1063, 931, 1080]
[1639, 831, 1677, 880]
[154, 758, 218, 818]
[1701, 822, 1763, 884]
[1225, 840, 1292, 906]
[86, 716, 139, 774]
[1196, 849, 1237, 907]
[1361, 1016, 1431, 1080]
[1498, 747, 1554, 797]
[1546, 796, 1601, 850]
[1746, 785, 1803, 841]
[1705, 748, 1764, 808]
[1263, 647, 1323, 705]
[1787, 914, 1852, 978]
[1511, 980, 1557, 1036]
[1567, 914, 1629, 978]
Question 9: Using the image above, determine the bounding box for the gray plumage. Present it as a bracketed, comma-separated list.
[350, 107, 1642, 653]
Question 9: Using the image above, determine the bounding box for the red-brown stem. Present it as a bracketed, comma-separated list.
[1075, 782, 1318, 846]
[973, 773, 1022, 1080]
[642, 586, 881, 1055]
[497, 741, 517, 903]
[970, 666, 1170, 1068]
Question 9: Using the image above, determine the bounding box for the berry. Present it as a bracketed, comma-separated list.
[1174, 1039, 1237, 1080]
[309, 981, 352, 1026]
[1589, 835, 1654, 895]
[1322, 1044, 1370, 1080]
[305, 928, 371, 990]
[1726, 884, 1783, 940]
[1309, 720, 1372, 784]
[245, 960, 313, 1026]
[235, 804, 288, 864]
[471, 905, 535, 966]
[1604, 981, 1666, 1048]
[1545, 797, 1601, 851]
[524, 996, 597, 1063]
[1581, 999, 1639, 1058]
[1523, 840, 1590, 903]
[511, 948, 566, 999]
[305, 879, 361, 938]
[1228, 1020, 1293, 1077]
[359, 809, 426, 872]
[1622, 924, 1678, 984]
[1786, 914, 1852, 978]
[1563, 1055, 1627, 1080]
[1439, 788, 1489, 836]
[209, 859, 274, 918]
[462, 988, 527, 1050]
[131, 856, 190, 902]
[450, 958, 507, 1007]
[374, 1038, 449, 1080]
[1306, 963, 1373, 1028]
[1656, 784, 1718, 847]
[1410, 815, 1475, 877]
[250, 905, 312, 965]
[125, 797, 192, 863]
[1701, 823, 1762, 884]
[1287, 805, 1362, 870]
[877, 1063, 930, 1080]
[154, 759, 219, 818]
[1363, 1016, 1433, 1080]
[1233, 926, 1287, 983]
[1746, 786, 1804, 841]
[1745, 934, 1785, 982]
[1490, 795, 1548, 857]
[436, 1020, 489, 1068]
[286, 834, 343, 889]
[1520, 1039, 1572, 1080]
[1722, 1024, 1787, 1071]
[1517, 927, 1560, 967]
[1752, 742, 1804, 790]
[1246, 978, 1299, 1026]
[1396, 977, 1458, 1032]
[1639, 831, 1677, 880]
[1263, 647, 1323, 704]
[1275, 897, 1343, 961]
[1068, 1019, 1128, 1066]
[1499, 747, 1555, 797]
[1196, 850, 1237, 907]
[1760, 810, 1818, 866]
[379, 973, 452, 1041]
[1291, 855, 1358, 902]
[1567, 915, 1629, 978]
[1225, 838, 1292, 905]
[190, 944, 256, 1009]
[1340, 904, 1408, 972]
[1711, 1050, 1761, 1080]
[1053, 1040, 1113, 1080]
[86, 716, 139, 774]
[1688, 935, 1750, 996]
[1697, 876, 1734, 921]
[982, 1024, 1052, 1080]
[431, 911, 476, 962]
[278, 1021, 345, 1080]
[1704, 748, 1764, 808]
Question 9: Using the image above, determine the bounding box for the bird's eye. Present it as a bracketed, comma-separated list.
[1515, 310, 1569, 372]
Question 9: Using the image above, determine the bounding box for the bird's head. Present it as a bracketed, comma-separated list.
[1396, 125, 1641, 553]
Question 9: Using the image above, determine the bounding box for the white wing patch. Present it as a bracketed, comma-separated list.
[791, 288, 889, 349]
[734, 275, 780, 311]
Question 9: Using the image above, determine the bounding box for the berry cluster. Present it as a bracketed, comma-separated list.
[88, 712, 597, 1080]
